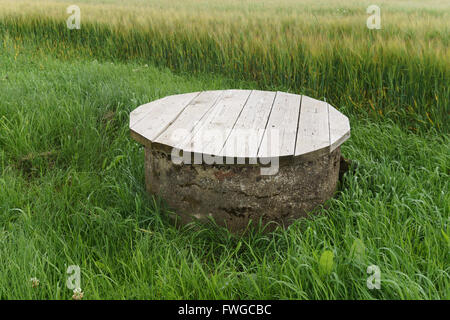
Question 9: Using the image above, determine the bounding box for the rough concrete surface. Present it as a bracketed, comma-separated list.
[144, 146, 341, 232]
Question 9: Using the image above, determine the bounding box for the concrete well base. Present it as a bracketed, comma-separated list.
[144, 147, 341, 232]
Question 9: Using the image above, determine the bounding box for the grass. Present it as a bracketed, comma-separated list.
[0, 0, 449, 299]
[0, 36, 448, 299]
[1, 0, 448, 132]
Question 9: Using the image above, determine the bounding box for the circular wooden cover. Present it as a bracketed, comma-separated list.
[130, 90, 350, 161]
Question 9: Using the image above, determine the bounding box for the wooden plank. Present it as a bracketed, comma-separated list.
[130, 97, 167, 128]
[154, 90, 224, 149]
[180, 89, 252, 156]
[258, 91, 301, 158]
[220, 90, 276, 160]
[328, 104, 350, 152]
[129, 92, 200, 141]
[295, 95, 330, 158]
[130, 92, 200, 127]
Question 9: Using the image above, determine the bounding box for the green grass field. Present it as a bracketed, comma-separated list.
[0, 0, 449, 299]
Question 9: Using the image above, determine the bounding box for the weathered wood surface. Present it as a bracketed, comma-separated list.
[328, 104, 351, 152]
[221, 90, 276, 162]
[295, 95, 330, 159]
[180, 89, 252, 156]
[130, 92, 200, 141]
[153, 90, 224, 150]
[257, 91, 301, 158]
[130, 89, 350, 160]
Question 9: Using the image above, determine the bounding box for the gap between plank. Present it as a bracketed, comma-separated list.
[218, 90, 254, 154]
[152, 91, 202, 141]
[256, 91, 278, 156]
[176, 90, 228, 149]
[293, 94, 304, 155]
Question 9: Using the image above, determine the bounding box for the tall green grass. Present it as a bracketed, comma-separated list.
[0, 37, 448, 300]
[0, 0, 448, 300]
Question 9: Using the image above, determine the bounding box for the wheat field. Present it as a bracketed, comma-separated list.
[1, 0, 448, 130]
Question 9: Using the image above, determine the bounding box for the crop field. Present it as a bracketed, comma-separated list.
[0, 0, 448, 299]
